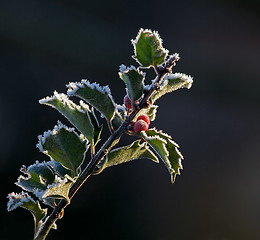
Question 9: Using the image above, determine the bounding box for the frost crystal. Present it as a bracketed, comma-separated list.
[7, 191, 35, 211]
[67, 79, 111, 96]
[119, 64, 137, 73]
[39, 91, 87, 114]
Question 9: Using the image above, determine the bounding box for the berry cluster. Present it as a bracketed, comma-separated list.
[124, 95, 150, 133]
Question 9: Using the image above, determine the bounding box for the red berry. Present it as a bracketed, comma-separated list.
[134, 120, 149, 133]
[124, 95, 132, 109]
[137, 114, 150, 125]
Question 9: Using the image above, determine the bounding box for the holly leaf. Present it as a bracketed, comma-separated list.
[111, 111, 124, 131]
[145, 128, 183, 183]
[140, 131, 170, 170]
[39, 92, 94, 144]
[105, 140, 159, 168]
[134, 105, 158, 122]
[7, 192, 47, 233]
[37, 121, 88, 175]
[119, 65, 144, 105]
[111, 104, 127, 131]
[132, 28, 168, 68]
[151, 73, 193, 103]
[67, 80, 116, 121]
[16, 161, 55, 193]
[47, 160, 74, 178]
[41, 176, 74, 202]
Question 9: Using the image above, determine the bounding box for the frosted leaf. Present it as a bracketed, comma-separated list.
[41, 175, 74, 202]
[37, 122, 88, 175]
[67, 80, 116, 121]
[144, 128, 183, 183]
[151, 72, 193, 103]
[131, 28, 168, 68]
[98, 140, 159, 170]
[39, 92, 94, 144]
[16, 161, 55, 194]
[39, 91, 85, 113]
[140, 131, 170, 170]
[133, 105, 158, 122]
[7, 191, 47, 233]
[47, 160, 74, 178]
[119, 65, 145, 105]
[7, 191, 35, 211]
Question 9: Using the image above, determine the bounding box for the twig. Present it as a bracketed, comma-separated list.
[33, 58, 177, 240]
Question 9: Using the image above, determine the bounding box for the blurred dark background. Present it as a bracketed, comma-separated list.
[1, 0, 259, 239]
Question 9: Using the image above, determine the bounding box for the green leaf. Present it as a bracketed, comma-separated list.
[151, 73, 193, 103]
[132, 28, 168, 68]
[39, 92, 94, 144]
[111, 111, 123, 131]
[47, 161, 74, 178]
[134, 104, 158, 122]
[67, 80, 116, 121]
[145, 128, 183, 183]
[41, 176, 74, 202]
[88, 107, 102, 146]
[166, 140, 183, 183]
[105, 140, 159, 168]
[140, 131, 169, 168]
[119, 65, 144, 104]
[37, 122, 88, 175]
[7, 192, 47, 233]
[111, 105, 126, 131]
[16, 161, 55, 193]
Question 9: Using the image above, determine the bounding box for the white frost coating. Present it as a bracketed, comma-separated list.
[167, 72, 193, 89]
[39, 91, 86, 114]
[119, 64, 127, 73]
[27, 160, 49, 173]
[79, 100, 91, 112]
[45, 175, 67, 190]
[7, 191, 35, 211]
[34, 189, 45, 200]
[115, 104, 126, 114]
[143, 84, 151, 92]
[36, 121, 77, 152]
[119, 64, 137, 73]
[118, 64, 145, 79]
[148, 128, 178, 145]
[17, 161, 49, 182]
[67, 79, 111, 96]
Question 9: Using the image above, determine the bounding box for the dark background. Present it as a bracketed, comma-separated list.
[1, 0, 259, 239]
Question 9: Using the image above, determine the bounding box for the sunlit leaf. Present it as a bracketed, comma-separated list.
[7, 192, 47, 233]
[145, 128, 183, 183]
[16, 161, 55, 193]
[37, 121, 88, 175]
[134, 105, 158, 122]
[132, 28, 168, 68]
[119, 65, 144, 105]
[67, 80, 116, 121]
[39, 92, 94, 144]
[151, 73, 193, 103]
[140, 131, 169, 168]
[41, 176, 74, 202]
[47, 160, 74, 178]
[105, 140, 159, 168]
